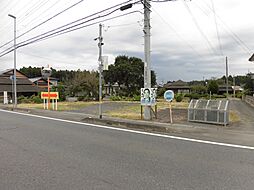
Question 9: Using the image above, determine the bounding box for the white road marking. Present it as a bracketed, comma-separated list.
[1, 109, 254, 150]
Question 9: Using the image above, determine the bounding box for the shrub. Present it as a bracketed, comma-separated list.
[110, 96, 121, 101]
[189, 93, 200, 99]
[31, 95, 43, 103]
[236, 92, 243, 99]
[175, 93, 183, 102]
[133, 94, 140, 101]
[212, 94, 226, 99]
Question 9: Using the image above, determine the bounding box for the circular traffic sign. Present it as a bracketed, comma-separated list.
[164, 90, 174, 102]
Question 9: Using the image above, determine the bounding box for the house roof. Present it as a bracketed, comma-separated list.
[0, 69, 39, 93]
[29, 77, 59, 83]
[164, 80, 190, 89]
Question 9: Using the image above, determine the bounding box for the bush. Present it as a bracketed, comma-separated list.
[175, 93, 183, 102]
[18, 95, 31, 103]
[78, 96, 85, 101]
[110, 96, 121, 101]
[19, 96, 31, 104]
[212, 94, 226, 99]
[236, 92, 243, 99]
[31, 95, 43, 103]
[132, 94, 141, 101]
[189, 93, 201, 99]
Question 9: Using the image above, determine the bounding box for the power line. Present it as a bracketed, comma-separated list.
[183, 1, 218, 56]
[151, 6, 206, 59]
[210, 0, 223, 56]
[0, 0, 84, 50]
[198, 0, 252, 56]
[0, 5, 140, 58]
[0, 0, 135, 51]
[19, 51, 84, 65]
[17, 11, 141, 48]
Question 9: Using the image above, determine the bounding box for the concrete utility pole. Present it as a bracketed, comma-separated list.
[143, 0, 152, 120]
[8, 14, 17, 108]
[98, 24, 103, 119]
[226, 56, 229, 99]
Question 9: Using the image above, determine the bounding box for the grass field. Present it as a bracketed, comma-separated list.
[16, 100, 238, 123]
[18, 101, 97, 111]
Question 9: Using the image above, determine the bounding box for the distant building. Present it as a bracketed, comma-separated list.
[29, 77, 58, 91]
[164, 80, 190, 94]
[0, 69, 39, 99]
[218, 85, 233, 95]
[104, 82, 120, 96]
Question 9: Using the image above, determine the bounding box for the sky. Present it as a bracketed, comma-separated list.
[0, 0, 253, 83]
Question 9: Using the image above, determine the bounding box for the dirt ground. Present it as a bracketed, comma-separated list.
[67, 99, 254, 127]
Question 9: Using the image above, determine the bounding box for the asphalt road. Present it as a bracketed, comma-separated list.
[1, 110, 254, 190]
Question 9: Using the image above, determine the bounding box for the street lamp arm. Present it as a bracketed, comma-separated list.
[8, 14, 16, 19]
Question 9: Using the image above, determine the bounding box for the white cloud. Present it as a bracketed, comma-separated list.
[0, 0, 254, 82]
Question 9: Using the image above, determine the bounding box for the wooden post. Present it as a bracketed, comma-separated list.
[43, 99, 46, 109]
[169, 102, 173, 124]
[48, 77, 50, 110]
[155, 104, 157, 119]
[141, 105, 143, 119]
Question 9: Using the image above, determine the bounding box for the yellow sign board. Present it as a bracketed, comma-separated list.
[41, 92, 59, 100]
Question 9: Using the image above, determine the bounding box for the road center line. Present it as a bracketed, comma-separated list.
[1, 109, 254, 150]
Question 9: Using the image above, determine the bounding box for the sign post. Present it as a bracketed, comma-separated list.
[164, 90, 174, 124]
[140, 88, 157, 119]
[41, 92, 59, 110]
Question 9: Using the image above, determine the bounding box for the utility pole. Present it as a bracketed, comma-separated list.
[143, 0, 152, 120]
[8, 14, 17, 108]
[97, 24, 103, 119]
[226, 56, 229, 99]
[233, 75, 235, 98]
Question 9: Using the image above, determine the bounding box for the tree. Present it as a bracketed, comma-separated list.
[207, 80, 219, 94]
[103, 55, 156, 96]
[191, 85, 207, 94]
[20, 66, 41, 78]
[65, 70, 99, 99]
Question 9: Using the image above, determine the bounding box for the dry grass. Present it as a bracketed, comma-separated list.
[106, 100, 189, 120]
[229, 111, 240, 122]
[18, 101, 97, 111]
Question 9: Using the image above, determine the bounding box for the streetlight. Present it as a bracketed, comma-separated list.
[8, 14, 17, 108]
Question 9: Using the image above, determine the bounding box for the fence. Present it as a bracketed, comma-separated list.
[188, 99, 229, 126]
[245, 95, 254, 107]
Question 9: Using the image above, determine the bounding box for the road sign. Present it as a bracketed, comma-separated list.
[164, 90, 174, 102]
[41, 92, 59, 99]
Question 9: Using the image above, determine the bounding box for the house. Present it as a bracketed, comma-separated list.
[29, 77, 58, 91]
[0, 69, 39, 99]
[104, 82, 120, 96]
[164, 80, 190, 94]
[218, 85, 233, 95]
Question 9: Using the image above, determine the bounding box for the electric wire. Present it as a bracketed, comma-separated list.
[0, 1, 141, 58]
[0, 0, 135, 51]
[0, 0, 84, 50]
[200, 0, 251, 55]
[21, 11, 142, 45]
[183, 0, 218, 56]
[210, 0, 223, 56]
[151, 6, 205, 59]
[0, 11, 140, 57]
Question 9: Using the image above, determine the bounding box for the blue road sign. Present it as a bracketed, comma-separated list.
[164, 90, 174, 102]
